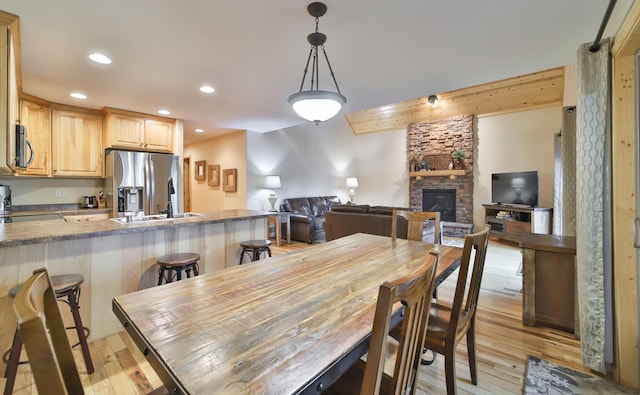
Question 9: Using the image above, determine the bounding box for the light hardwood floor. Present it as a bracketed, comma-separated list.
[3, 239, 593, 394]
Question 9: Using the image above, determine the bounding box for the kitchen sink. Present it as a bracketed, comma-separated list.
[172, 212, 204, 219]
[110, 212, 203, 224]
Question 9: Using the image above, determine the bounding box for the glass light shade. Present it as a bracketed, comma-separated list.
[511, 177, 526, 189]
[288, 90, 347, 123]
[346, 177, 358, 189]
[264, 175, 282, 189]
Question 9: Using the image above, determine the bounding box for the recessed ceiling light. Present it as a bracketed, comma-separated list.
[88, 53, 112, 64]
[200, 85, 215, 94]
[195, 128, 204, 133]
[70, 92, 87, 99]
[158, 109, 171, 115]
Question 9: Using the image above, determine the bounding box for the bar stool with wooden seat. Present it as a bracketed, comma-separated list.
[3, 273, 94, 395]
[157, 252, 201, 285]
[239, 239, 272, 264]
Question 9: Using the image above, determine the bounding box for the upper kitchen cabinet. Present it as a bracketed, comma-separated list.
[103, 107, 175, 153]
[14, 96, 51, 176]
[51, 105, 103, 177]
[0, 10, 20, 175]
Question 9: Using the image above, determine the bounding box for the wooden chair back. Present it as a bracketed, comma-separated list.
[391, 209, 441, 243]
[447, 224, 490, 341]
[422, 225, 490, 394]
[13, 268, 84, 395]
[361, 250, 439, 395]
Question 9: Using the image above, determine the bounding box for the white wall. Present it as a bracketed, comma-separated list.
[473, 107, 562, 228]
[246, 116, 358, 210]
[239, 107, 561, 227]
[354, 128, 408, 207]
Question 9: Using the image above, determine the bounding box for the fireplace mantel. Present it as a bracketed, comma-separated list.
[409, 169, 466, 179]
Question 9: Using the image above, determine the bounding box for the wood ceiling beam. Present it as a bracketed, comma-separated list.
[345, 66, 565, 135]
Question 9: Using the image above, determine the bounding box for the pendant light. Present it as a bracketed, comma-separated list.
[288, 2, 346, 124]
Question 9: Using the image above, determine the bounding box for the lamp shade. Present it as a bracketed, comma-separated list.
[264, 175, 282, 189]
[288, 90, 346, 123]
[346, 177, 358, 189]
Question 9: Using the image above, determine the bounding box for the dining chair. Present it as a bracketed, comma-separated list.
[423, 224, 490, 395]
[326, 250, 440, 395]
[12, 267, 84, 395]
[391, 209, 441, 244]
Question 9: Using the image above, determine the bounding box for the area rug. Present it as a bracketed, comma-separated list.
[524, 355, 638, 394]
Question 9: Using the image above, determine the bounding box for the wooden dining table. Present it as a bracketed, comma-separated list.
[112, 233, 463, 394]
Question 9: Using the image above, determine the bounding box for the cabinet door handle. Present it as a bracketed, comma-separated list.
[634, 217, 640, 249]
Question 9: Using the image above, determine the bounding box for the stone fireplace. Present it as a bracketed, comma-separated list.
[408, 115, 474, 225]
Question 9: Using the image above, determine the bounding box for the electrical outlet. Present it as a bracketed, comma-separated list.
[54, 189, 65, 198]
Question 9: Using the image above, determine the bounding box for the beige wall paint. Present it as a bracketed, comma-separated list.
[473, 107, 562, 230]
[0, 176, 104, 206]
[184, 131, 248, 212]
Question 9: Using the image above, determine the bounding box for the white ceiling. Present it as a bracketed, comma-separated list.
[0, 1, 633, 145]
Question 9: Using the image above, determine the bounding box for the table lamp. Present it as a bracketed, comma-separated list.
[346, 177, 358, 203]
[264, 175, 282, 211]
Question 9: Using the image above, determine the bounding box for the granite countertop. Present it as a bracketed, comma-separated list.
[0, 209, 274, 248]
[11, 203, 109, 218]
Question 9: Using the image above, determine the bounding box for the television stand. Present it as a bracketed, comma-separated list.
[483, 204, 552, 238]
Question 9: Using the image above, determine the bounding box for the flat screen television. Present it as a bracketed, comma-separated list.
[491, 171, 539, 207]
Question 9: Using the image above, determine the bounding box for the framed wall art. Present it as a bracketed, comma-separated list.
[223, 168, 237, 192]
[195, 160, 206, 181]
[207, 164, 220, 186]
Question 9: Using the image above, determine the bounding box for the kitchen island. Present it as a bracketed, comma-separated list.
[0, 210, 273, 349]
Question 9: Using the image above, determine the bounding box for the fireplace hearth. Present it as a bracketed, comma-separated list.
[423, 189, 456, 222]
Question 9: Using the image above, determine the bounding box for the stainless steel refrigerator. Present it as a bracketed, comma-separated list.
[105, 150, 180, 217]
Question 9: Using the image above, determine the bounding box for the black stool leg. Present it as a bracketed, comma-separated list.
[267, 247, 272, 258]
[176, 268, 182, 281]
[252, 248, 260, 261]
[192, 262, 200, 276]
[158, 267, 166, 285]
[59, 288, 94, 374]
[240, 247, 247, 265]
[3, 328, 22, 395]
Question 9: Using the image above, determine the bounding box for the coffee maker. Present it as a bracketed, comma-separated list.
[0, 184, 11, 223]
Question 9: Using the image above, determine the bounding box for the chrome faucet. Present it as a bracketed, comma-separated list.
[166, 176, 175, 218]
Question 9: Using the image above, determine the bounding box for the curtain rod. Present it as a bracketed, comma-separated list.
[590, 0, 617, 52]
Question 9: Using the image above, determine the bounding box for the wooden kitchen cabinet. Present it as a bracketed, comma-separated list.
[15, 97, 51, 176]
[0, 12, 20, 175]
[51, 106, 103, 177]
[103, 107, 174, 152]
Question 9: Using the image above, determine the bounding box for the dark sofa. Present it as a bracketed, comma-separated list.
[323, 204, 438, 242]
[280, 196, 340, 243]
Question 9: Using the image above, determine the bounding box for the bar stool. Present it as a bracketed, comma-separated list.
[157, 252, 200, 285]
[239, 240, 272, 264]
[3, 273, 94, 395]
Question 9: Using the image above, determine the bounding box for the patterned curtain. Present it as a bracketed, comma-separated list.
[576, 38, 613, 373]
[553, 107, 577, 236]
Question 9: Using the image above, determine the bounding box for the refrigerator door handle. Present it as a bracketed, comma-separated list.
[634, 217, 640, 249]
[146, 156, 154, 214]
